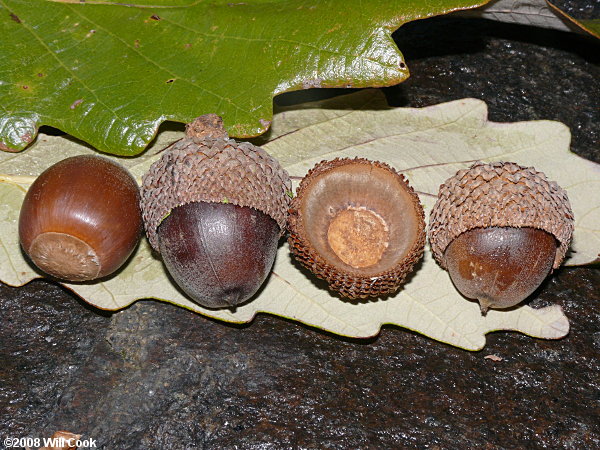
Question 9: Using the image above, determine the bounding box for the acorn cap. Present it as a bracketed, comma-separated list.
[288, 158, 426, 299]
[428, 161, 574, 270]
[141, 115, 291, 251]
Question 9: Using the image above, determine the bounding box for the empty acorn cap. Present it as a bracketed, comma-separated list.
[428, 161, 574, 270]
[141, 115, 292, 251]
[288, 158, 426, 299]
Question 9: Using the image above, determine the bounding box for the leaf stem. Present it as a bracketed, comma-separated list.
[0, 174, 35, 185]
[398, 159, 480, 174]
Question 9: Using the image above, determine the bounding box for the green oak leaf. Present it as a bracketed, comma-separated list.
[2, 90, 599, 350]
[577, 20, 600, 38]
[0, 0, 487, 154]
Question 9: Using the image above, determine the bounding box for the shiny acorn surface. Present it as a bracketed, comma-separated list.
[158, 201, 280, 309]
[444, 226, 558, 314]
[19, 155, 142, 281]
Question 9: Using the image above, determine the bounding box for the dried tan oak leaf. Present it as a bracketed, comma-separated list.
[1, 90, 598, 350]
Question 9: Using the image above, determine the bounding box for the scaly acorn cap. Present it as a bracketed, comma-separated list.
[141, 114, 292, 251]
[288, 158, 426, 299]
[428, 161, 574, 270]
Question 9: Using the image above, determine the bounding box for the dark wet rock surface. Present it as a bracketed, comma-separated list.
[550, 0, 600, 21]
[1, 17, 599, 450]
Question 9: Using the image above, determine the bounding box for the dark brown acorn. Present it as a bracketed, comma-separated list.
[288, 158, 426, 299]
[140, 114, 291, 309]
[428, 161, 574, 314]
[19, 155, 142, 281]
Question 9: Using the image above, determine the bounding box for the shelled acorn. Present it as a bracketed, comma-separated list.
[19, 155, 142, 281]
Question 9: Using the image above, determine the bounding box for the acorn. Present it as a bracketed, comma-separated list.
[288, 158, 426, 299]
[428, 161, 574, 314]
[140, 114, 291, 309]
[19, 155, 142, 281]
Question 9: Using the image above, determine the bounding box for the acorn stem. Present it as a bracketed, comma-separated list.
[185, 114, 229, 140]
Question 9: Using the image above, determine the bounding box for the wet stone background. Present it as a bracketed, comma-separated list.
[1, 14, 599, 450]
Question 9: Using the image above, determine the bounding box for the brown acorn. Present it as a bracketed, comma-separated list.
[19, 155, 142, 281]
[288, 158, 426, 299]
[140, 114, 291, 309]
[428, 161, 574, 314]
